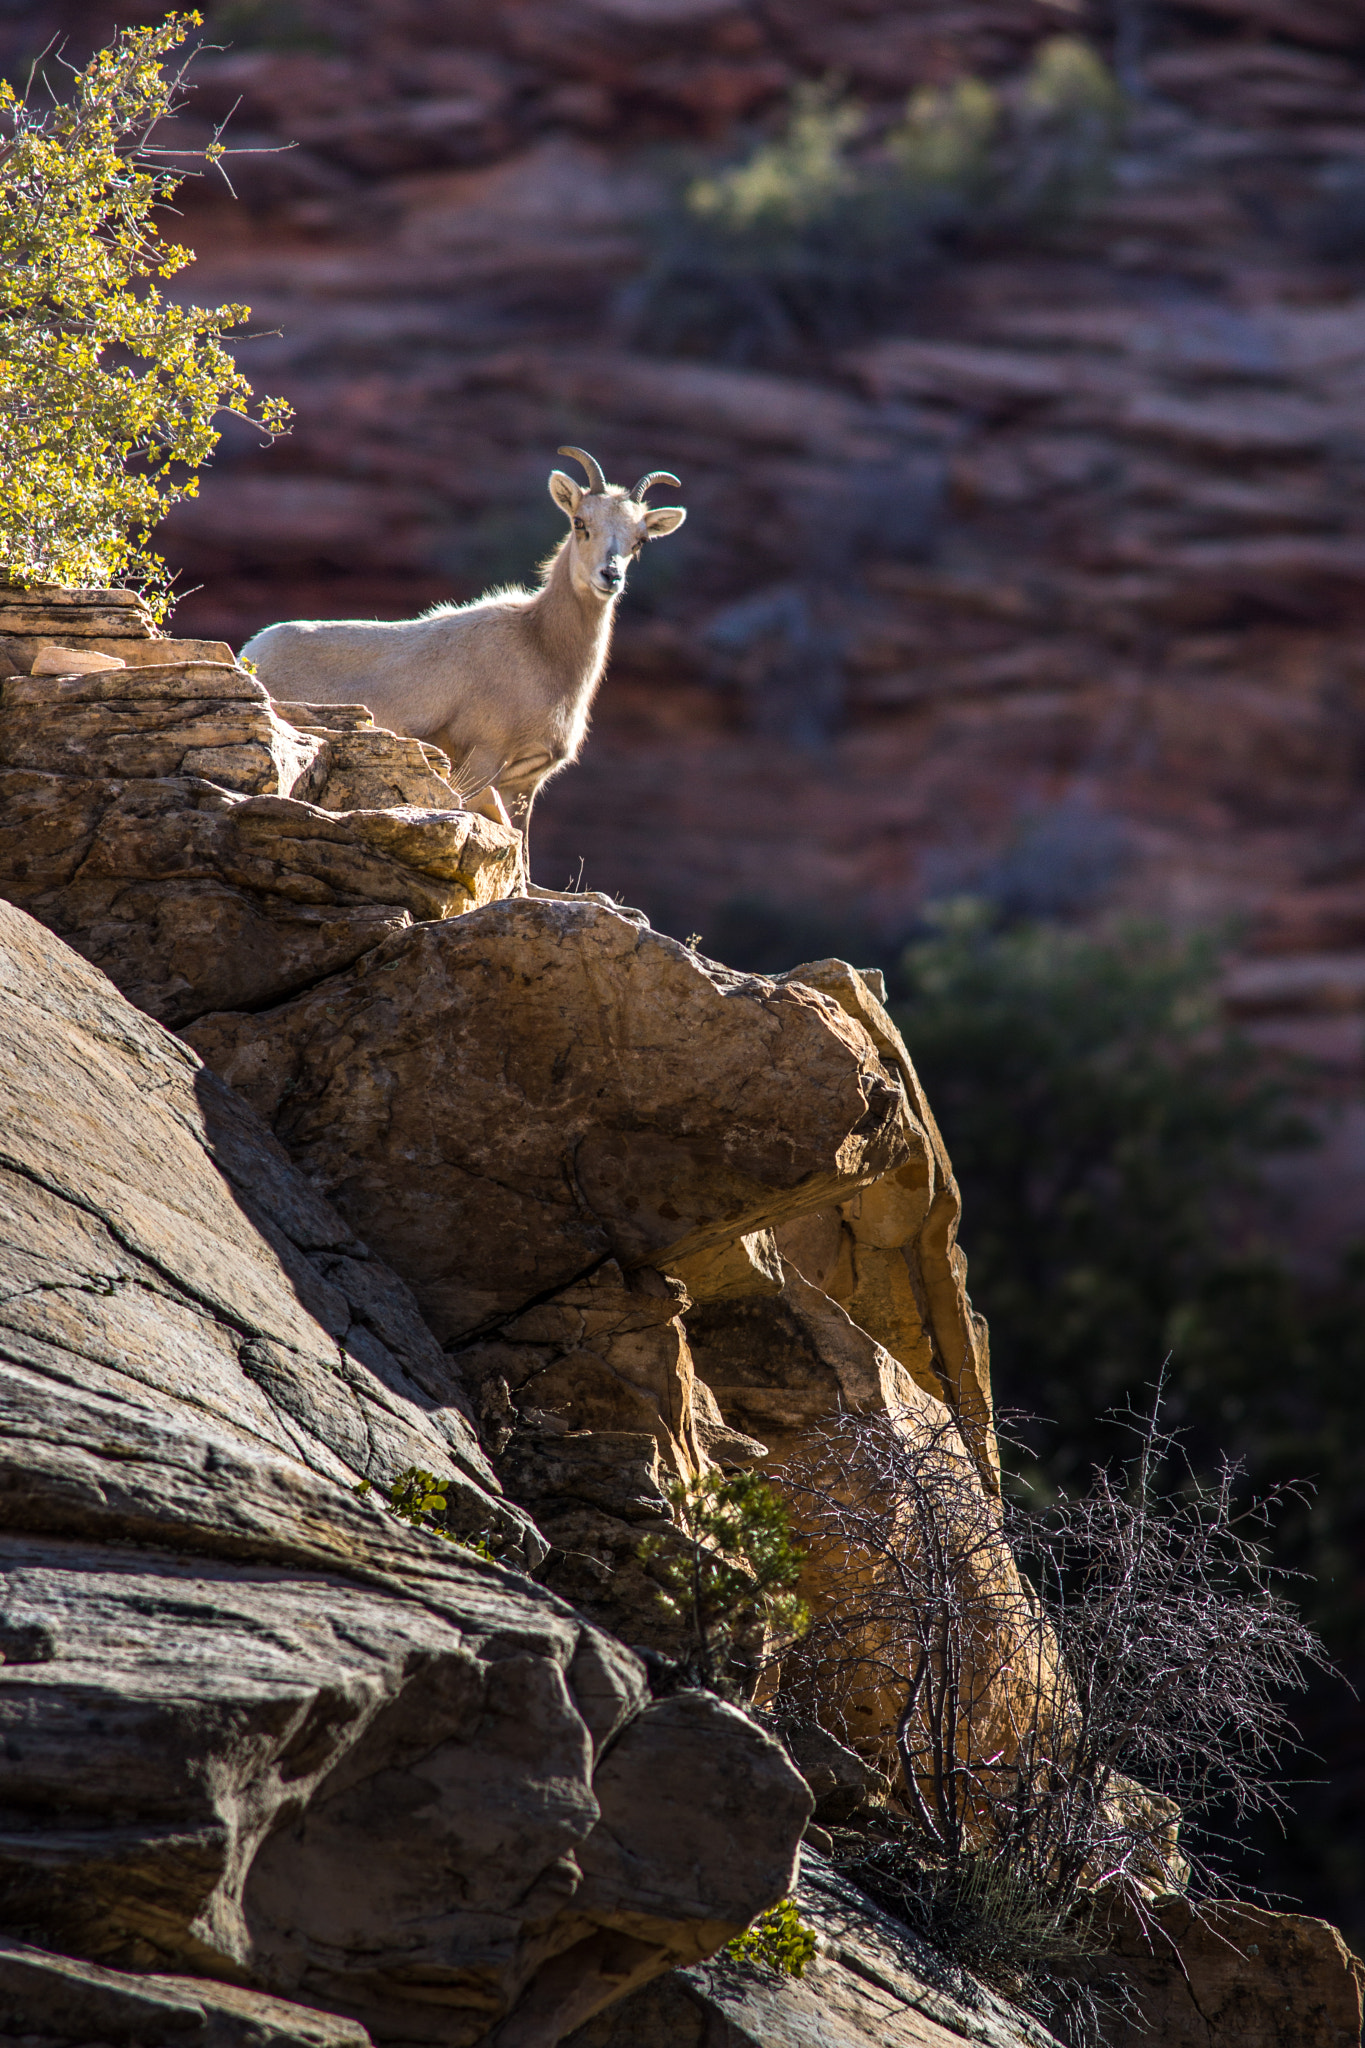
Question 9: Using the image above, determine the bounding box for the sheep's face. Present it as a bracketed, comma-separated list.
[548, 472, 686, 602]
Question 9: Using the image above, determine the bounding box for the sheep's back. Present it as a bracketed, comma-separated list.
[239, 604, 543, 752]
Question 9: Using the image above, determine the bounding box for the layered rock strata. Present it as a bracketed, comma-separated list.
[0, 896, 522, 1549]
[0, 592, 521, 1025]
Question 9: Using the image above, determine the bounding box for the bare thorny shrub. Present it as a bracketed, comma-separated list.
[774, 1390, 1330, 2040]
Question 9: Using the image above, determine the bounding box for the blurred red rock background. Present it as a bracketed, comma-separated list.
[13, 0, 1365, 1945]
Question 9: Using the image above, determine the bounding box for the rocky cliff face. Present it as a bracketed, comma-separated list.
[0, 889, 818, 2047]
[1, 596, 1359, 2045]
[0, 597, 1026, 2047]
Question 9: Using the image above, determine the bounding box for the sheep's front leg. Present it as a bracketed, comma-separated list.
[492, 753, 555, 880]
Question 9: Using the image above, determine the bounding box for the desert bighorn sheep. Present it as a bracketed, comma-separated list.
[241, 448, 686, 838]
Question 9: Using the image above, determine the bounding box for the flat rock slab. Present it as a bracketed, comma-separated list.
[0, 584, 155, 639]
[0, 895, 528, 1547]
[185, 897, 915, 1342]
[0, 1937, 374, 2047]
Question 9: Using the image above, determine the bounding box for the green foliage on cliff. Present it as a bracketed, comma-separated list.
[724, 1894, 819, 1976]
[622, 39, 1123, 361]
[640, 1469, 809, 1692]
[0, 14, 291, 616]
[356, 1467, 495, 1559]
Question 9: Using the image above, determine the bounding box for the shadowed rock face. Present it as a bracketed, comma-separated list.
[0, 1938, 375, 2048]
[0, 896, 517, 1547]
[1072, 1897, 1365, 2048]
[0, 895, 811, 2045]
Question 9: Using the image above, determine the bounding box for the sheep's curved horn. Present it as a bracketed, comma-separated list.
[633, 470, 682, 501]
[557, 446, 608, 495]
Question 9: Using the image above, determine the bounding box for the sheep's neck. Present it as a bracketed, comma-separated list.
[530, 539, 616, 705]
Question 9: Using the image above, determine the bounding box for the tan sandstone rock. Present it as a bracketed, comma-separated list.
[272, 697, 474, 813]
[0, 765, 519, 1030]
[0, 601, 523, 1034]
[183, 896, 916, 1342]
[772, 959, 997, 1489]
[0, 578, 235, 673]
[29, 646, 126, 675]
[0, 661, 323, 795]
[685, 1258, 937, 1469]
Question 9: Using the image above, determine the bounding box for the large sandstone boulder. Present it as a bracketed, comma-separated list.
[183, 897, 916, 1341]
[0, 895, 812, 2045]
[179, 896, 1016, 1706]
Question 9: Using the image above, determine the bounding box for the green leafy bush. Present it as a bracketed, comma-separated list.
[621, 39, 1124, 362]
[356, 1467, 496, 1559]
[0, 13, 291, 615]
[724, 1894, 818, 1976]
[688, 81, 861, 234]
[885, 77, 998, 203]
[639, 1468, 809, 1693]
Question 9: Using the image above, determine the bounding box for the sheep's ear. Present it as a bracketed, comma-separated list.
[549, 470, 582, 517]
[644, 505, 686, 538]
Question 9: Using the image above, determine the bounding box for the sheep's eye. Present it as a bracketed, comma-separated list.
[573, 518, 586, 534]
[632, 541, 643, 556]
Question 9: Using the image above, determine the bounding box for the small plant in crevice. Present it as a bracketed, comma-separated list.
[638, 1469, 810, 1696]
[356, 1466, 496, 1559]
[723, 1894, 819, 1977]
[619, 38, 1124, 364]
[774, 1393, 1330, 2042]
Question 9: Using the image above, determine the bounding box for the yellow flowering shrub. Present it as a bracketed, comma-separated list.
[0, 13, 291, 617]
